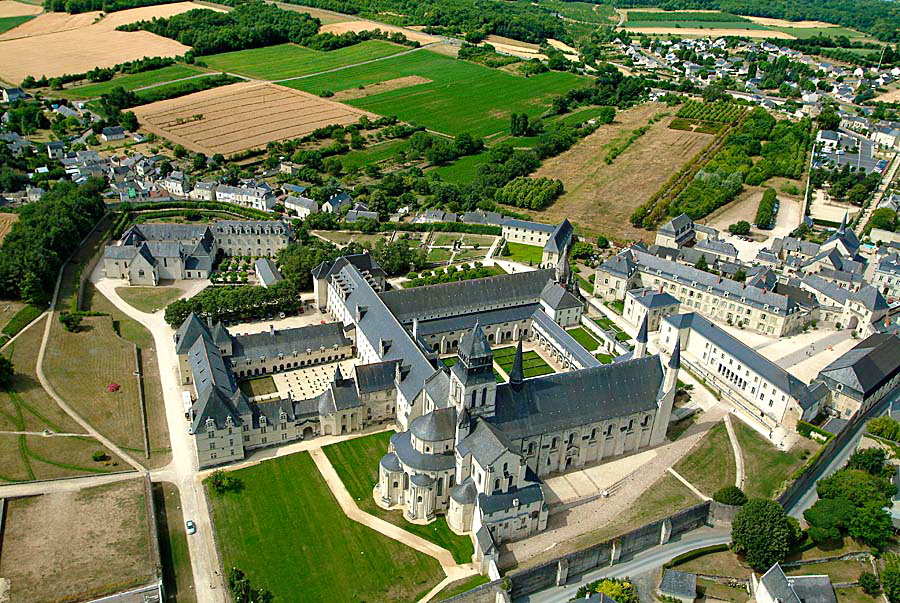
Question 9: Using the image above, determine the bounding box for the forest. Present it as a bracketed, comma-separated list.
[614, 0, 900, 42]
[44, 0, 179, 15]
[0, 179, 107, 304]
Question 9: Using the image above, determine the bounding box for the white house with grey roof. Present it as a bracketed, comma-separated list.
[624, 287, 681, 331]
[501, 219, 574, 272]
[817, 333, 900, 419]
[752, 563, 836, 603]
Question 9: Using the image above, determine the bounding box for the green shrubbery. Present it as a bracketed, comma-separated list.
[495, 177, 563, 210]
[755, 188, 777, 229]
[713, 485, 747, 506]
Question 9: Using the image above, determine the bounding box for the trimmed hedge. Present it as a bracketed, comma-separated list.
[664, 543, 729, 568]
[755, 188, 777, 229]
[797, 420, 834, 442]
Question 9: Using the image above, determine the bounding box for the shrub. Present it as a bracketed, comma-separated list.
[713, 485, 748, 506]
[755, 188, 777, 229]
[59, 312, 83, 332]
[860, 572, 881, 596]
[91, 450, 109, 462]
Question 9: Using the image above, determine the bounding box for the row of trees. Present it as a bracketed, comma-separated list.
[0, 179, 107, 304]
[755, 187, 777, 229]
[21, 55, 176, 89]
[494, 176, 563, 210]
[163, 280, 304, 326]
[44, 0, 181, 15]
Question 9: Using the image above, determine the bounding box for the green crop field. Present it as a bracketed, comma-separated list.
[0, 15, 34, 34]
[625, 18, 769, 29]
[540, 0, 616, 24]
[341, 138, 407, 171]
[207, 452, 443, 601]
[203, 40, 405, 80]
[433, 152, 491, 184]
[62, 65, 206, 99]
[282, 49, 587, 137]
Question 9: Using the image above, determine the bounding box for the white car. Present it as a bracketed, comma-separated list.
[186, 520, 196, 535]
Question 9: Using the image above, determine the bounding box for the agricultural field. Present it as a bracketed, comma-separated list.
[0, 14, 33, 33]
[133, 81, 376, 155]
[529, 103, 713, 243]
[283, 48, 587, 137]
[318, 19, 440, 45]
[0, 212, 18, 244]
[0, 2, 220, 83]
[0, 1, 42, 17]
[61, 64, 206, 99]
[202, 40, 406, 81]
[0, 478, 155, 603]
[207, 452, 444, 601]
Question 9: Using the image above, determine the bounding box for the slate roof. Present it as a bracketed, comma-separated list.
[311, 253, 387, 282]
[390, 430, 455, 472]
[354, 360, 398, 394]
[659, 214, 693, 237]
[530, 310, 601, 368]
[459, 418, 515, 466]
[103, 245, 138, 260]
[379, 269, 555, 323]
[380, 452, 402, 472]
[659, 570, 696, 597]
[664, 313, 818, 409]
[544, 219, 573, 254]
[800, 274, 849, 305]
[478, 481, 544, 515]
[231, 322, 350, 360]
[410, 407, 457, 442]
[459, 323, 492, 362]
[414, 304, 539, 337]
[629, 287, 680, 309]
[540, 281, 582, 310]
[818, 333, 900, 398]
[851, 285, 888, 311]
[758, 564, 836, 603]
[695, 238, 738, 257]
[317, 374, 362, 415]
[174, 313, 212, 355]
[502, 218, 556, 233]
[489, 354, 664, 440]
[449, 479, 477, 504]
[284, 194, 317, 211]
[254, 258, 283, 287]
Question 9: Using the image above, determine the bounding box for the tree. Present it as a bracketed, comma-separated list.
[713, 485, 747, 506]
[846, 448, 893, 479]
[848, 503, 894, 550]
[803, 497, 854, 544]
[0, 356, 13, 390]
[120, 111, 138, 131]
[860, 572, 880, 596]
[728, 221, 751, 235]
[570, 241, 594, 260]
[866, 208, 898, 234]
[596, 235, 609, 249]
[731, 499, 800, 571]
[884, 567, 900, 603]
[575, 578, 638, 603]
[694, 254, 709, 271]
[59, 312, 83, 332]
[817, 469, 896, 508]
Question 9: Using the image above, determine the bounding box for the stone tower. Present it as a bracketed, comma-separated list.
[650, 339, 680, 446]
[449, 323, 497, 418]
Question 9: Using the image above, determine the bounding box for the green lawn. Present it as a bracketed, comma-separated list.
[432, 152, 491, 184]
[154, 483, 196, 603]
[207, 452, 444, 601]
[323, 432, 474, 565]
[237, 376, 278, 398]
[1, 304, 43, 340]
[203, 40, 405, 80]
[732, 420, 813, 499]
[504, 242, 544, 265]
[427, 248, 453, 263]
[341, 138, 407, 171]
[115, 286, 184, 313]
[567, 326, 600, 352]
[596, 353, 613, 364]
[62, 65, 205, 99]
[0, 15, 34, 34]
[672, 421, 735, 497]
[283, 49, 587, 137]
[591, 316, 614, 330]
[432, 574, 491, 601]
[493, 346, 554, 378]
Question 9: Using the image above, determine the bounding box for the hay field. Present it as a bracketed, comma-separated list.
[484, 34, 547, 60]
[0, 212, 18, 244]
[527, 104, 714, 243]
[746, 16, 836, 28]
[320, 20, 440, 45]
[624, 26, 795, 38]
[133, 81, 377, 155]
[0, 1, 42, 17]
[875, 88, 900, 103]
[0, 2, 220, 82]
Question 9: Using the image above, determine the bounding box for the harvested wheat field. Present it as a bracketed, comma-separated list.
[623, 26, 795, 39]
[320, 20, 440, 45]
[333, 75, 431, 100]
[483, 35, 547, 60]
[0, 213, 18, 244]
[134, 81, 378, 155]
[875, 88, 900, 103]
[527, 103, 713, 243]
[0, 2, 220, 82]
[0, 1, 42, 17]
[746, 16, 836, 28]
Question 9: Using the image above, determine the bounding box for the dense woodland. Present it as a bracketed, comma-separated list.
[0, 179, 107, 304]
[44, 0, 179, 14]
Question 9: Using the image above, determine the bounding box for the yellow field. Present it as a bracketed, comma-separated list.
[0, 213, 18, 244]
[0, 1, 42, 17]
[0, 2, 222, 82]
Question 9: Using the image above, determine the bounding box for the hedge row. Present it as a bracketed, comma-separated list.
[755, 188, 777, 229]
[663, 543, 729, 568]
[796, 420, 834, 442]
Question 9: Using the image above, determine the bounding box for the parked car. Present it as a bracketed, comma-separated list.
[186, 520, 196, 535]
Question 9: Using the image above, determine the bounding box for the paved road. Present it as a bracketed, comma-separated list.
[516, 528, 730, 603]
[93, 274, 226, 602]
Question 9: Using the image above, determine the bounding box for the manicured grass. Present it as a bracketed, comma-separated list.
[591, 316, 613, 330]
[595, 353, 613, 364]
[433, 233, 460, 246]
[567, 326, 599, 352]
[238, 376, 278, 398]
[0, 15, 34, 34]
[115, 286, 184, 314]
[62, 65, 205, 99]
[203, 40, 404, 80]
[0, 303, 42, 340]
[324, 432, 474, 565]
[433, 152, 491, 184]
[427, 248, 453, 263]
[284, 49, 587, 137]
[504, 242, 544, 265]
[672, 421, 735, 497]
[207, 452, 444, 600]
[432, 573, 491, 600]
[154, 482, 196, 603]
[493, 346, 554, 378]
[732, 420, 813, 499]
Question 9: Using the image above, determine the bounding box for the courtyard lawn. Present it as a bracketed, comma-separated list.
[62, 65, 205, 99]
[238, 376, 278, 398]
[323, 432, 474, 565]
[590, 316, 614, 330]
[283, 49, 587, 137]
[493, 346, 554, 378]
[427, 248, 453, 263]
[203, 41, 404, 80]
[567, 326, 600, 352]
[504, 242, 544, 265]
[733, 420, 814, 499]
[672, 421, 735, 497]
[115, 286, 183, 314]
[595, 353, 613, 364]
[207, 452, 444, 601]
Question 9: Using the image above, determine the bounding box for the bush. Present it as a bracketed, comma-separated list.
[210, 469, 244, 495]
[91, 450, 110, 462]
[728, 220, 751, 235]
[59, 312, 83, 332]
[860, 572, 881, 596]
[713, 485, 748, 506]
[755, 188, 777, 229]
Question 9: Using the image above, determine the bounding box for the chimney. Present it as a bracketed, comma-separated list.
[412, 317, 418, 338]
[269, 324, 275, 337]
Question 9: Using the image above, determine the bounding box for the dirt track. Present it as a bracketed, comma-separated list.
[0, 2, 220, 81]
[133, 81, 378, 155]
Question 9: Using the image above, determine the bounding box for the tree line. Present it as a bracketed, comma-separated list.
[44, 0, 179, 15]
[0, 179, 107, 304]
[21, 56, 176, 90]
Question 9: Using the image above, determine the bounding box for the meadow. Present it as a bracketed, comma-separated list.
[282, 49, 587, 137]
[202, 40, 406, 80]
[207, 452, 444, 601]
[62, 64, 205, 99]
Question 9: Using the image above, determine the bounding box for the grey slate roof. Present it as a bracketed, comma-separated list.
[458, 323, 492, 363]
[379, 269, 555, 324]
[317, 375, 362, 415]
[414, 304, 539, 337]
[458, 418, 515, 467]
[629, 287, 680, 309]
[664, 313, 818, 409]
[174, 313, 212, 355]
[818, 333, 900, 398]
[502, 218, 555, 233]
[103, 245, 138, 260]
[758, 564, 799, 603]
[380, 452, 402, 472]
[695, 238, 738, 257]
[478, 482, 544, 515]
[254, 258, 283, 287]
[800, 274, 849, 305]
[659, 570, 696, 597]
[852, 285, 888, 311]
[544, 219, 573, 254]
[231, 322, 351, 361]
[530, 310, 601, 369]
[410, 407, 457, 442]
[489, 354, 664, 440]
[659, 214, 693, 237]
[449, 479, 477, 504]
[540, 281, 582, 310]
[311, 253, 387, 282]
[354, 360, 398, 394]
[789, 576, 836, 603]
[390, 430, 455, 472]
